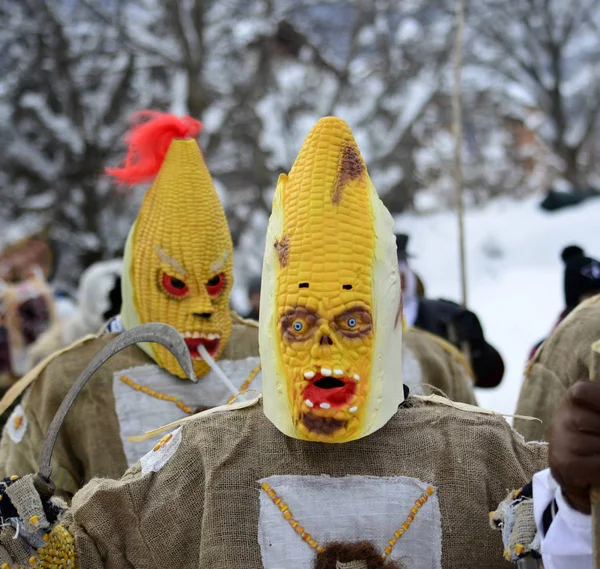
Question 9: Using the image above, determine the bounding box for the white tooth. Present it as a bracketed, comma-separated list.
[207, 333, 216, 340]
[333, 369, 344, 377]
[353, 374, 360, 381]
[349, 406, 358, 413]
[304, 371, 315, 379]
[305, 399, 314, 408]
[319, 402, 331, 409]
[321, 368, 332, 376]
[183, 331, 191, 338]
[192, 331, 201, 339]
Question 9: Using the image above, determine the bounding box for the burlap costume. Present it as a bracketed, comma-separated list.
[15, 397, 543, 569]
[0, 323, 471, 499]
[403, 327, 476, 405]
[0, 317, 260, 499]
[514, 294, 600, 442]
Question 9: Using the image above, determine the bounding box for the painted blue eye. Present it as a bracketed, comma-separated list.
[348, 318, 357, 327]
[293, 321, 303, 331]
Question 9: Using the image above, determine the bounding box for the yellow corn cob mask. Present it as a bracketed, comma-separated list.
[260, 117, 403, 443]
[114, 114, 233, 379]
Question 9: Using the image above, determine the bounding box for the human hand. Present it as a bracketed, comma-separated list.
[548, 381, 600, 514]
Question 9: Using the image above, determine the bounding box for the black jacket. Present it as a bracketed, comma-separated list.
[414, 298, 504, 389]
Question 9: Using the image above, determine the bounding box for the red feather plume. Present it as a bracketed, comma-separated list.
[106, 111, 202, 185]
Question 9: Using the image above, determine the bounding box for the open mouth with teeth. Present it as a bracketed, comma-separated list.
[182, 332, 221, 360]
[302, 371, 357, 410]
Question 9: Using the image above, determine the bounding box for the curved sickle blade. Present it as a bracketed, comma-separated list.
[35, 323, 196, 497]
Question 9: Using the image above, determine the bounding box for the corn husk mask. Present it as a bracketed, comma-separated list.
[107, 111, 233, 379]
[260, 117, 403, 443]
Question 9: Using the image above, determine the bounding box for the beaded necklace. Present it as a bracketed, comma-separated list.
[119, 363, 262, 415]
[227, 364, 262, 403]
[260, 482, 435, 561]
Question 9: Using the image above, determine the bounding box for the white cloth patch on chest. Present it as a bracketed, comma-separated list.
[5, 404, 28, 443]
[402, 345, 422, 389]
[258, 475, 442, 569]
[113, 357, 261, 465]
[140, 426, 182, 474]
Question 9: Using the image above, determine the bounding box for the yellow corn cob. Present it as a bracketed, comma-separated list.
[260, 117, 404, 443]
[277, 118, 373, 442]
[21, 525, 75, 569]
[121, 139, 233, 378]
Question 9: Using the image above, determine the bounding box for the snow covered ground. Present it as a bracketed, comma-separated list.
[395, 196, 600, 416]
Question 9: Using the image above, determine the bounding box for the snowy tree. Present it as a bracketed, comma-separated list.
[86, 0, 456, 284]
[4, 0, 581, 294]
[466, 0, 600, 187]
[414, 94, 533, 209]
[236, 0, 457, 277]
[0, 0, 169, 288]
[251, 0, 456, 213]
[80, 0, 282, 257]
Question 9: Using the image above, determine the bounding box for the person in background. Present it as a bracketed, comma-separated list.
[514, 246, 600, 442]
[515, 291, 600, 442]
[244, 276, 261, 321]
[27, 259, 123, 369]
[562, 245, 600, 307]
[395, 233, 477, 402]
[0, 234, 76, 321]
[527, 245, 600, 362]
[0, 268, 56, 428]
[0, 237, 54, 284]
[395, 234, 425, 297]
[397, 233, 504, 389]
[395, 233, 421, 327]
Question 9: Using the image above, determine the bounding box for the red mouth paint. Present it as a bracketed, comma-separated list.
[184, 337, 220, 359]
[302, 372, 357, 408]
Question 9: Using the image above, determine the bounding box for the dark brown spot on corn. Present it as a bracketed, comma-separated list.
[331, 144, 365, 204]
[274, 234, 290, 267]
[302, 413, 346, 435]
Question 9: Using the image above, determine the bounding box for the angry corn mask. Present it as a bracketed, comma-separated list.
[260, 117, 403, 442]
[107, 111, 233, 379]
